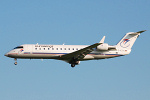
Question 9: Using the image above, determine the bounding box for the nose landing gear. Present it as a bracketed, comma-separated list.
[14, 58, 17, 65]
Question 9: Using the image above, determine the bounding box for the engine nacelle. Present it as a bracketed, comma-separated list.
[97, 43, 116, 51]
[97, 43, 108, 50]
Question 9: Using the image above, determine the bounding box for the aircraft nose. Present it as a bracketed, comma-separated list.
[4, 53, 8, 57]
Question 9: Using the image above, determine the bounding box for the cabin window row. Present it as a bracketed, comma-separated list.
[35, 48, 80, 51]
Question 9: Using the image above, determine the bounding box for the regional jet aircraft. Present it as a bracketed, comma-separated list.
[5, 30, 146, 67]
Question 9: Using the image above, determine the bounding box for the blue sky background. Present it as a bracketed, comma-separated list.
[0, 0, 150, 100]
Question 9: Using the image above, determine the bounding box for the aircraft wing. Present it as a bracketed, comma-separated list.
[59, 43, 102, 63]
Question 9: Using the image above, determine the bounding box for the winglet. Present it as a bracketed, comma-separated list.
[99, 36, 105, 43]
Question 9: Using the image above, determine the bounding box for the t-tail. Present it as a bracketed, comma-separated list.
[116, 30, 146, 51]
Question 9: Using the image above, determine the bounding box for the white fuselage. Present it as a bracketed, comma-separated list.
[5, 44, 130, 60]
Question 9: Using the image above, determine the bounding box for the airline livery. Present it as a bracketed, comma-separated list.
[5, 30, 146, 67]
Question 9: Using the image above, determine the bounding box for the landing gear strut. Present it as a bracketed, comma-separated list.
[70, 58, 80, 68]
[14, 58, 17, 65]
[70, 61, 80, 67]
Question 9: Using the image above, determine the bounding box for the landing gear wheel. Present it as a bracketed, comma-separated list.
[14, 62, 17, 65]
[71, 64, 75, 67]
[14, 58, 17, 65]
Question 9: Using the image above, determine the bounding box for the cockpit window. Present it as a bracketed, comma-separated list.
[14, 46, 23, 49]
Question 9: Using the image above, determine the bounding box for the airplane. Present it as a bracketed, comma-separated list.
[5, 30, 146, 67]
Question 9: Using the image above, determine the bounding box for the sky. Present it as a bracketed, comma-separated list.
[0, 0, 150, 100]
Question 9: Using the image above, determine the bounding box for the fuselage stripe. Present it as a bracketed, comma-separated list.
[31, 52, 122, 56]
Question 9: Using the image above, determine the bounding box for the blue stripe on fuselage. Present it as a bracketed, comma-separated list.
[30, 52, 123, 56]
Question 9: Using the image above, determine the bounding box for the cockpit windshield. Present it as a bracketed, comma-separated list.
[14, 46, 23, 49]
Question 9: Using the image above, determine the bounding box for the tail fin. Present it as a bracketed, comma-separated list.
[116, 30, 146, 50]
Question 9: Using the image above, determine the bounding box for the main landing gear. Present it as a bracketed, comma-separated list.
[70, 61, 80, 68]
[71, 64, 75, 67]
[14, 58, 17, 65]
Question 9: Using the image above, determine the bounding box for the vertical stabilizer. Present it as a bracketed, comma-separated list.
[116, 30, 146, 50]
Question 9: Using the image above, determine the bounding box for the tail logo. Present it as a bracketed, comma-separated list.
[120, 39, 130, 48]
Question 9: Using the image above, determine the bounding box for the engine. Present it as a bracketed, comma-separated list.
[97, 43, 108, 50]
[96, 43, 116, 51]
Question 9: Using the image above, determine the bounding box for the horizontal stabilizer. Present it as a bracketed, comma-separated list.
[128, 30, 147, 35]
[137, 30, 146, 33]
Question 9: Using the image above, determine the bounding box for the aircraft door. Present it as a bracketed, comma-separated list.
[25, 45, 33, 54]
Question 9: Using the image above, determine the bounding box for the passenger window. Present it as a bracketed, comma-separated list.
[35, 48, 37, 50]
[39, 48, 41, 50]
[68, 48, 70, 50]
[48, 48, 50, 50]
[72, 48, 74, 50]
[52, 48, 54, 50]
[56, 48, 58, 50]
[60, 48, 62, 50]
[64, 48, 66, 50]
[44, 48, 45, 50]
